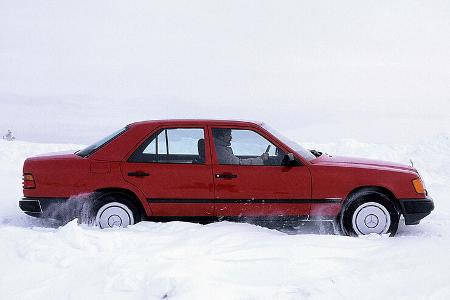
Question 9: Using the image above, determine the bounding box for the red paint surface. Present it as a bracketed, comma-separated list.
[22, 119, 426, 219]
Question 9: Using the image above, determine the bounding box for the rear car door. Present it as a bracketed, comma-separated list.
[122, 126, 215, 217]
[210, 126, 312, 219]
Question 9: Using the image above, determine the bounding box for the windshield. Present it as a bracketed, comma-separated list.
[260, 123, 316, 161]
[76, 126, 128, 157]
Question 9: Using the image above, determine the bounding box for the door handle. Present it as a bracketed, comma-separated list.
[215, 172, 238, 179]
[128, 171, 150, 177]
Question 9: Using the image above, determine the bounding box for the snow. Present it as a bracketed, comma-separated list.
[1, 1, 450, 298]
[1, 138, 449, 299]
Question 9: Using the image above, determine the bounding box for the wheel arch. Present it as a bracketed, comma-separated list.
[94, 187, 147, 218]
[343, 186, 400, 212]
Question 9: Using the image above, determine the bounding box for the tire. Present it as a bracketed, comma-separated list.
[80, 193, 140, 228]
[340, 190, 400, 237]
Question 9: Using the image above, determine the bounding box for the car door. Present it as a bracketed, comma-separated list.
[122, 126, 215, 217]
[210, 126, 312, 219]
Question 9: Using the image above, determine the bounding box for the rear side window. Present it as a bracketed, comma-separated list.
[77, 127, 128, 157]
[128, 128, 205, 164]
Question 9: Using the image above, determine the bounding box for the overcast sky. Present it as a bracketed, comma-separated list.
[1, 0, 449, 144]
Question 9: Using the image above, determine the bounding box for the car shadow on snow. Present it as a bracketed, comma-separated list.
[256, 220, 338, 235]
[2, 213, 339, 235]
[1, 213, 429, 237]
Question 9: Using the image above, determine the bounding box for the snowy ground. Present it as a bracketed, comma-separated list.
[1, 138, 449, 299]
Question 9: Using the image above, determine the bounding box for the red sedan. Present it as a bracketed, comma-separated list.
[19, 120, 434, 236]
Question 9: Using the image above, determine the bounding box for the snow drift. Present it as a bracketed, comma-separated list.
[0, 138, 449, 299]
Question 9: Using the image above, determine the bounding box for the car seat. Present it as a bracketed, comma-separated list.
[193, 138, 205, 163]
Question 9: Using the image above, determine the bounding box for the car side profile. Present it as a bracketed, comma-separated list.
[19, 119, 434, 236]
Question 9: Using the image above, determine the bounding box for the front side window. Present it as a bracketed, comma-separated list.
[212, 128, 285, 166]
[129, 128, 205, 164]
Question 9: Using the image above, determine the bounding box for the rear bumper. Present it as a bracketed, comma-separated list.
[399, 197, 434, 225]
[19, 197, 76, 220]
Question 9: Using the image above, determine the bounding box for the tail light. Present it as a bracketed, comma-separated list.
[23, 173, 36, 189]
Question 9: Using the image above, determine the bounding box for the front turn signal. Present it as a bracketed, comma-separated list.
[412, 178, 425, 194]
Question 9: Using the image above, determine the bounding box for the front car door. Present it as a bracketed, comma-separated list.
[210, 125, 312, 220]
[122, 126, 214, 217]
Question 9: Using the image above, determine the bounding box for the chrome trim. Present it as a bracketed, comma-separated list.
[20, 199, 43, 213]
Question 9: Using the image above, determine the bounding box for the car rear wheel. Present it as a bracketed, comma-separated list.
[95, 202, 134, 228]
[80, 194, 140, 228]
[340, 191, 400, 236]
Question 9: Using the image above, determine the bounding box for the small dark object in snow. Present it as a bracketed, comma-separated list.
[2, 129, 15, 141]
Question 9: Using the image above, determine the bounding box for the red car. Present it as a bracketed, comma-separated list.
[19, 119, 434, 236]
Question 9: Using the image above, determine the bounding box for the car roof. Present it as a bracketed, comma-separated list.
[129, 119, 264, 127]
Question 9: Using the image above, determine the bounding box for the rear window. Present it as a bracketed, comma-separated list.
[76, 127, 128, 157]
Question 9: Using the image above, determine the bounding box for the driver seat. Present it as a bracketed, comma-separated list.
[193, 138, 205, 164]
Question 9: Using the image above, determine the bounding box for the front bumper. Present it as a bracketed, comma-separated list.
[399, 197, 434, 225]
[19, 197, 77, 221]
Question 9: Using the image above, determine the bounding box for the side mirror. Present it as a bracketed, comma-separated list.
[281, 153, 300, 167]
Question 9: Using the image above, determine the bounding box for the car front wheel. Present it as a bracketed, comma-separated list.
[340, 191, 400, 236]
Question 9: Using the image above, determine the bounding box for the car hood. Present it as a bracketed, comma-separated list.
[27, 150, 80, 161]
[312, 155, 416, 172]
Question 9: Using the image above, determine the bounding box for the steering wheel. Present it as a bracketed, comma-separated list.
[265, 147, 286, 166]
[261, 144, 270, 165]
[262, 145, 285, 165]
